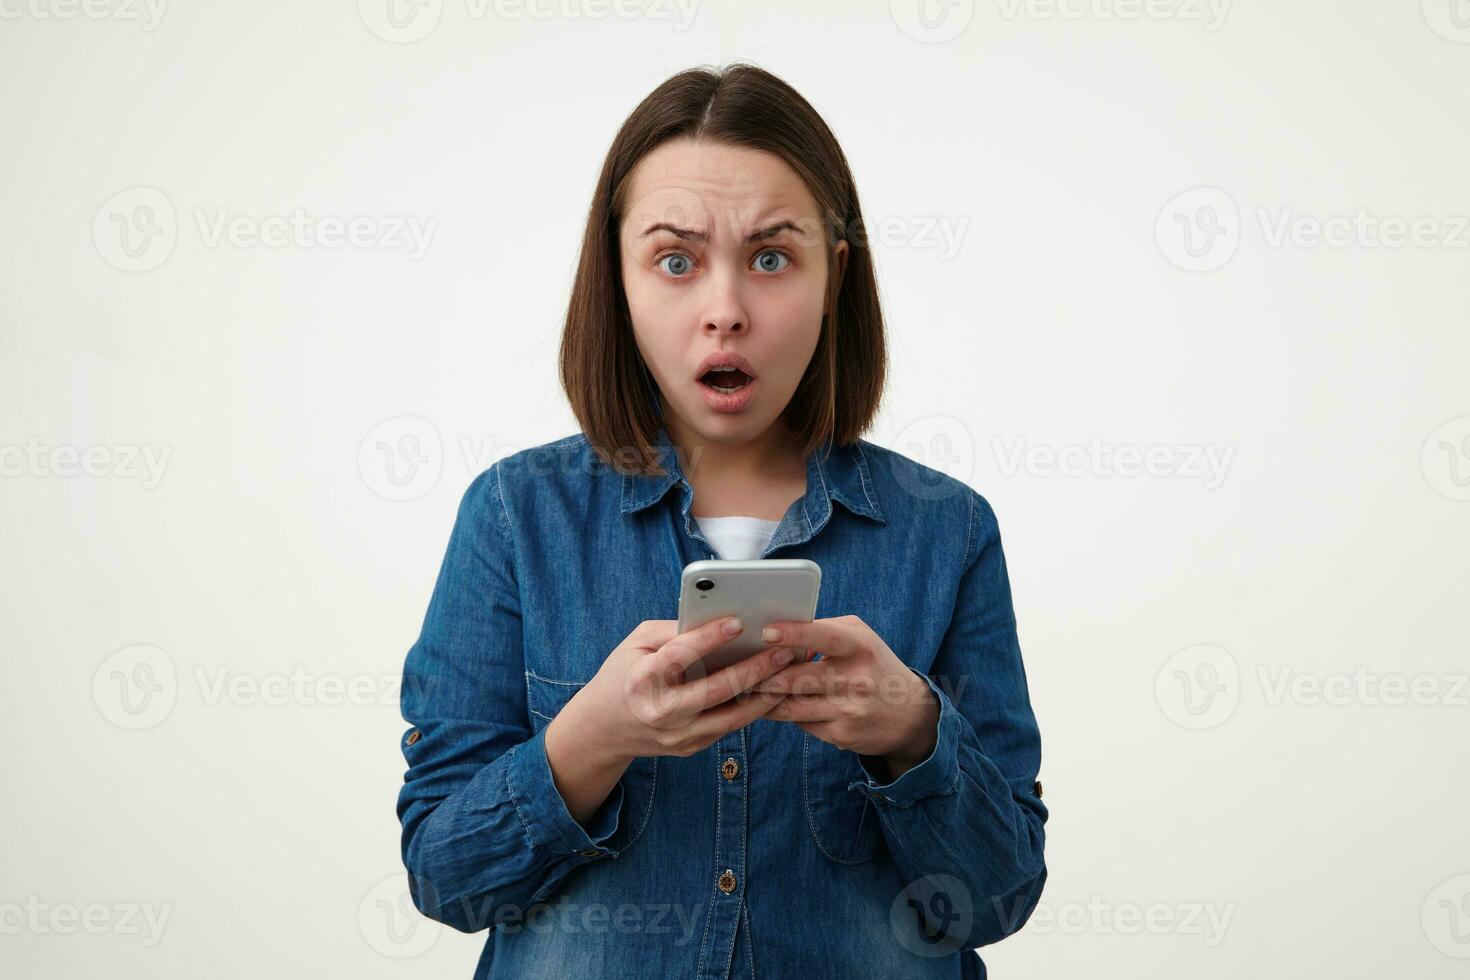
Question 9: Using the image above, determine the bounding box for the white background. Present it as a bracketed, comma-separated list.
[2, 1, 1468, 976]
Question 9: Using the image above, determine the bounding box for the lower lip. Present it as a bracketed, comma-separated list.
[699, 376, 757, 413]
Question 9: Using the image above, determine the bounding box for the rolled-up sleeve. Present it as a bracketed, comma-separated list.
[396, 464, 626, 934]
[847, 489, 1048, 950]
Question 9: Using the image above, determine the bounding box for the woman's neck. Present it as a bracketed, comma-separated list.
[664, 417, 809, 521]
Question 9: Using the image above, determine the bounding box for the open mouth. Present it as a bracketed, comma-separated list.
[699, 367, 753, 392]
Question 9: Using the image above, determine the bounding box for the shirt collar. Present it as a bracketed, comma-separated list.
[619, 424, 886, 525]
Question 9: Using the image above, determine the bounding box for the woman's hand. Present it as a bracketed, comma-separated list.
[564, 616, 794, 765]
[751, 615, 941, 778]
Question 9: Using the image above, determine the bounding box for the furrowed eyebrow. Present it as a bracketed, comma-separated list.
[639, 220, 803, 246]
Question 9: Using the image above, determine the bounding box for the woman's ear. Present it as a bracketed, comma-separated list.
[825, 240, 850, 316]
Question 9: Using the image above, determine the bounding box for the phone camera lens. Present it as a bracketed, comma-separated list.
[695, 578, 715, 592]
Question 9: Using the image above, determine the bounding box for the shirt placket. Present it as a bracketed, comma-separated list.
[666, 473, 814, 979]
[696, 725, 749, 980]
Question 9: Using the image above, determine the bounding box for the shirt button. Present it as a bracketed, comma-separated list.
[717, 870, 737, 894]
[405, 730, 421, 746]
[1034, 780, 1043, 799]
[721, 758, 739, 780]
[578, 849, 601, 858]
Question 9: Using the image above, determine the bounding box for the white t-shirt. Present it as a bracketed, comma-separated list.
[693, 515, 782, 561]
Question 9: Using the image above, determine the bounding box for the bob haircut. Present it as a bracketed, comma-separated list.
[558, 62, 887, 477]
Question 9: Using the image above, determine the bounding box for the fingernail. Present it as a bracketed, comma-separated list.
[772, 648, 793, 666]
[762, 627, 780, 643]
[723, 617, 743, 636]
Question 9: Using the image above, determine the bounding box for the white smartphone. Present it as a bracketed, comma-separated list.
[676, 558, 822, 676]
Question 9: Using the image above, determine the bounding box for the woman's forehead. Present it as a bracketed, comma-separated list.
[622, 142, 818, 236]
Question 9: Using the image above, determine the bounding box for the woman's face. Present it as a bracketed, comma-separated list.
[618, 138, 846, 450]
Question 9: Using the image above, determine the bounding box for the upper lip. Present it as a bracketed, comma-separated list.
[695, 351, 757, 380]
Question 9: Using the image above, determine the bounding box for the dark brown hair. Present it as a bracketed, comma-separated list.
[558, 62, 887, 476]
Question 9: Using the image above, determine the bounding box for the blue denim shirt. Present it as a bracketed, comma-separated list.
[396, 425, 1047, 979]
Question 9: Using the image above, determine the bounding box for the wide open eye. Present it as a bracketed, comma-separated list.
[657, 253, 694, 277]
[752, 249, 790, 273]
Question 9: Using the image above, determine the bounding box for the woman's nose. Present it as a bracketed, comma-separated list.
[700, 269, 747, 335]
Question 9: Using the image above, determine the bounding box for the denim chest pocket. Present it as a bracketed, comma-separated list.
[523, 670, 659, 854]
[801, 733, 882, 864]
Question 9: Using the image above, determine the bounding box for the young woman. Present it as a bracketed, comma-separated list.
[397, 64, 1047, 979]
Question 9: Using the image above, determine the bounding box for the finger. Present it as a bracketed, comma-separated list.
[648, 616, 745, 683]
[631, 619, 677, 651]
[761, 617, 862, 659]
[688, 688, 787, 742]
[679, 645, 800, 712]
[749, 662, 843, 697]
[765, 694, 841, 723]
